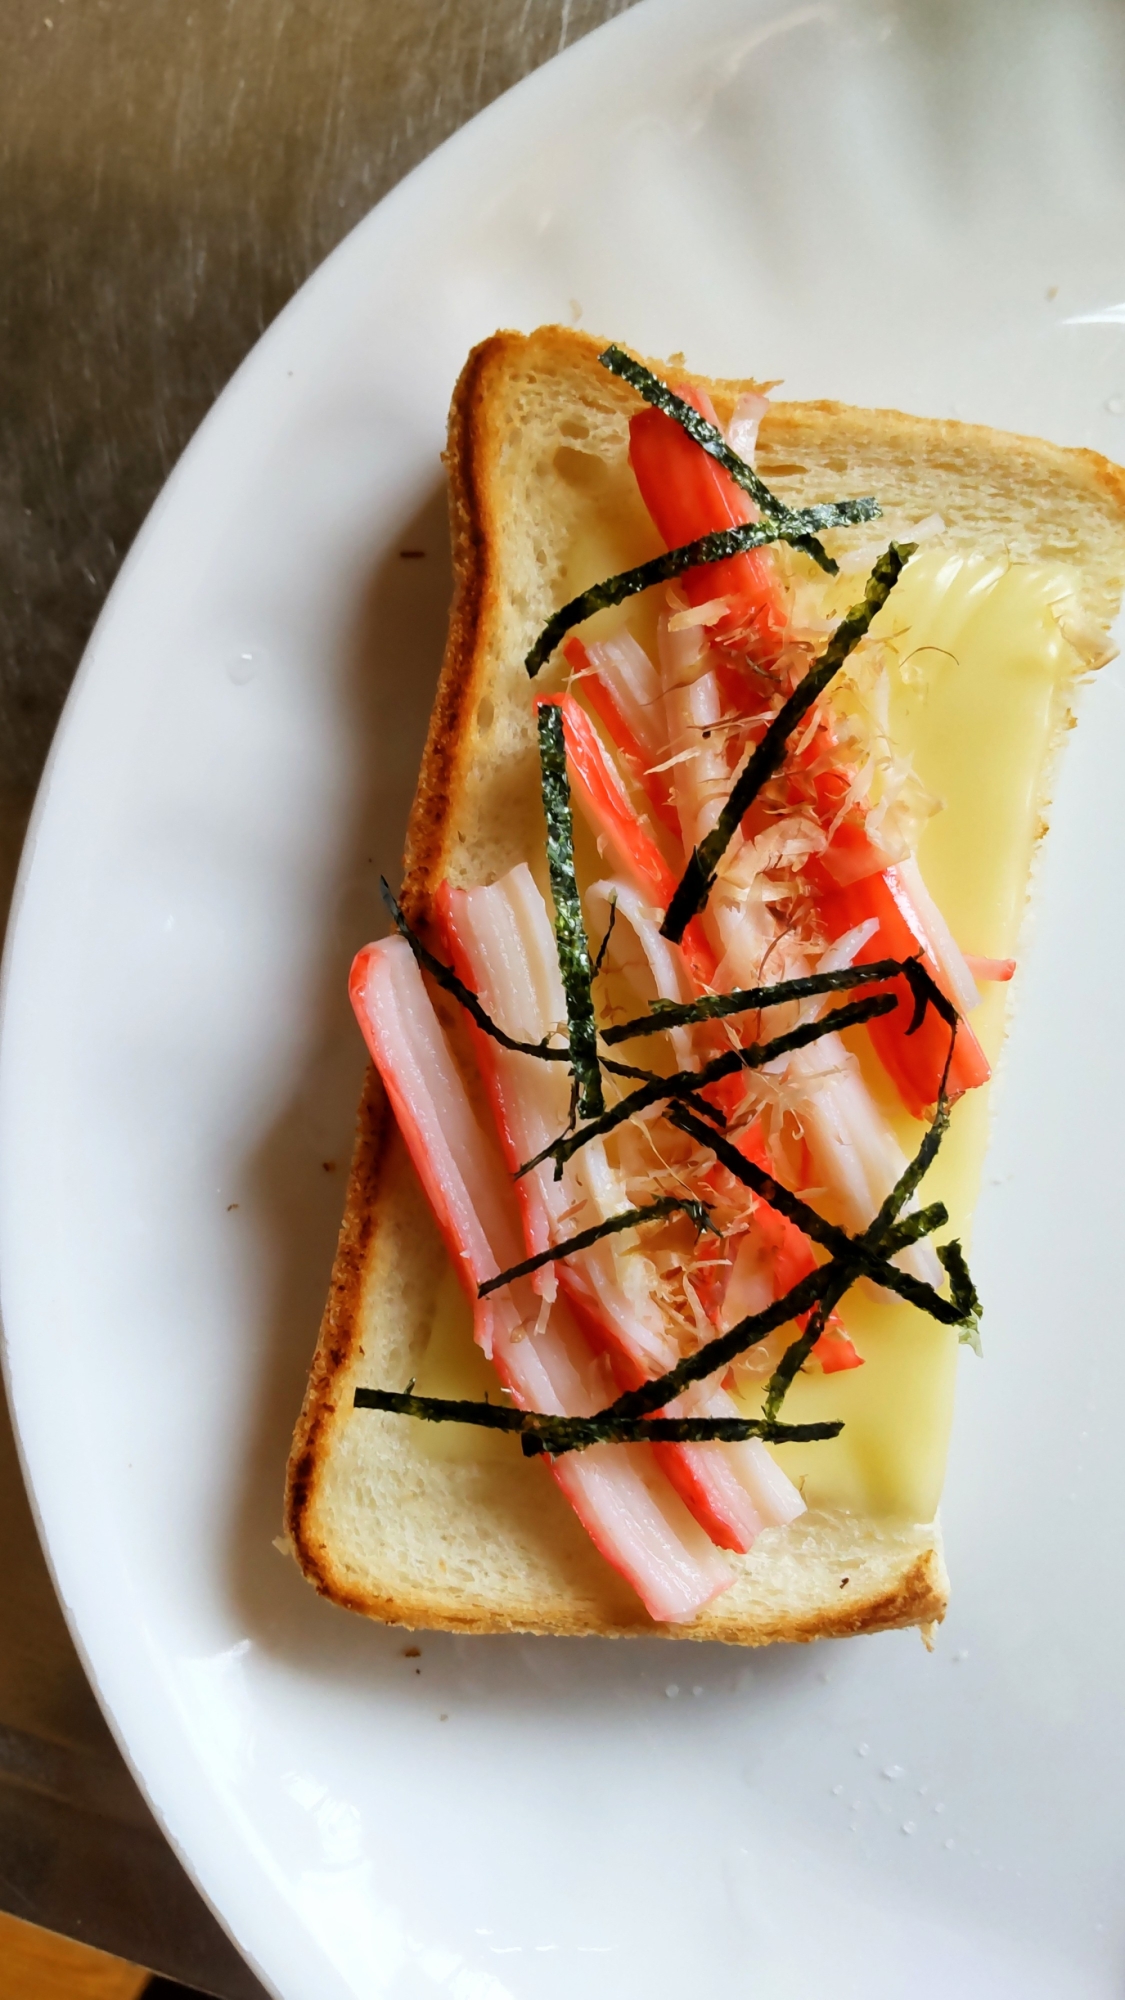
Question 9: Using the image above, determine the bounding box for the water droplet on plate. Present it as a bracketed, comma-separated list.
[227, 649, 261, 685]
[665, 1684, 679, 1699]
[856, 1742, 870, 1757]
[1105, 395, 1125, 416]
[882, 1764, 905, 1780]
[901, 1821, 916, 1835]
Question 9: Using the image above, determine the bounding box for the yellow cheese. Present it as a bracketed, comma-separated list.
[734, 548, 1084, 1518]
[417, 535, 1085, 1522]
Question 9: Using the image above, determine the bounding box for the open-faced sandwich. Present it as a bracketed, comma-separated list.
[285, 326, 1125, 1643]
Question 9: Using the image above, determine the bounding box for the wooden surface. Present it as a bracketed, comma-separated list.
[0, 1912, 148, 2000]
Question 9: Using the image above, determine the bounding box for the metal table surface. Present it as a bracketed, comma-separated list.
[0, 2, 636, 1991]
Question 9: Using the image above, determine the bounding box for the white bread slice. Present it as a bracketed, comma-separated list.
[285, 326, 1125, 1643]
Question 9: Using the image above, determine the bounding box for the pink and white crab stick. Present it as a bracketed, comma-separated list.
[437, 866, 805, 1551]
[349, 934, 734, 1623]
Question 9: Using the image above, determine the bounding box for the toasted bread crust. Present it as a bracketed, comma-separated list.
[285, 1066, 391, 1596]
[400, 335, 496, 928]
[286, 325, 1125, 1643]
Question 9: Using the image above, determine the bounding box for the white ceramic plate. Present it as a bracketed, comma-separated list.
[4, 1, 1125, 1993]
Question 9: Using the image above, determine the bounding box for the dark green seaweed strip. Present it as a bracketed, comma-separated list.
[602, 957, 911, 1044]
[591, 896, 618, 979]
[762, 1285, 847, 1422]
[763, 1027, 978, 1418]
[477, 1195, 717, 1299]
[901, 955, 959, 1036]
[354, 1387, 534, 1435]
[588, 1266, 837, 1422]
[938, 1240, 983, 1353]
[666, 1102, 963, 1324]
[379, 879, 571, 1062]
[598, 1061, 729, 1126]
[661, 542, 916, 944]
[352, 1385, 842, 1455]
[519, 990, 899, 1180]
[523, 500, 881, 679]
[526, 521, 788, 678]
[598, 345, 881, 574]
[599, 344, 792, 523]
[937, 1238, 980, 1320]
[516, 1413, 842, 1459]
[760, 1196, 968, 1422]
[538, 704, 604, 1119]
[597, 1077, 966, 1424]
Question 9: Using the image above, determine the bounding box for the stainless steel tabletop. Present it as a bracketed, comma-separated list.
[0, 2, 636, 1990]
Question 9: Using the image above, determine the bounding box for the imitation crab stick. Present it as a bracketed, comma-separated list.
[437, 867, 804, 1553]
[817, 866, 990, 1119]
[349, 935, 734, 1621]
[627, 387, 994, 1122]
[537, 693, 717, 987]
[727, 1123, 862, 1375]
[563, 633, 682, 840]
[628, 383, 790, 658]
[552, 694, 904, 1330]
[584, 876, 860, 1373]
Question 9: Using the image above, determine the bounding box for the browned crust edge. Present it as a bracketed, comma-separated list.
[281, 1537, 945, 1646]
[401, 331, 513, 927]
[284, 1063, 390, 1589]
[287, 323, 1125, 1642]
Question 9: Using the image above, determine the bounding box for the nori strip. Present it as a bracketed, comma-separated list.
[477, 1195, 717, 1299]
[517, 990, 899, 1180]
[599, 1059, 730, 1126]
[661, 542, 916, 943]
[667, 1102, 964, 1324]
[593, 1073, 966, 1424]
[518, 1413, 843, 1458]
[762, 1286, 847, 1422]
[524, 506, 877, 678]
[538, 703, 604, 1119]
[901, 955, 959, 1035]
[387, 1049, 972, 1454]
[598, 344, 880, 574]
[525, 523, 778, 680]
[380, 878, 571, 1061]
[762, 1029, 976, 1418]
[591, 895, 618, 978]
[352, 1385, 842, 1456]
[602, 957, 910, 1044]
[938, 1240, 983, 1353]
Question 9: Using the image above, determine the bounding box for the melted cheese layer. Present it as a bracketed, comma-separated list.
[416, 543, 1086, 1522]
[734, 548, 1084, 1518]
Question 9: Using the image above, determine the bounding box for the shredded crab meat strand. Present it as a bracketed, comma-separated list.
[817, 918, 882, 974]
[893, 854, 982, 1015]
[657, 622, 733, 853]
[667, 597, 731, 631]
[586, 877, 697, 1073]
[725, 389, 771, 469]
[348, 939, 731, 1622]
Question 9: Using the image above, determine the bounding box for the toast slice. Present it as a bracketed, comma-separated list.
[285, 326, 1125, 1642]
